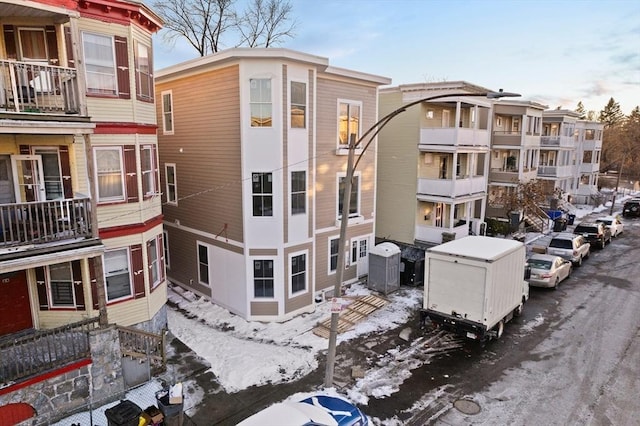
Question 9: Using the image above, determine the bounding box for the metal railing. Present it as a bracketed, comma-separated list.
[0, 197, 92, 248]
[0, 317, 99, 385]
[117, 326, 166, 376]
[0, 60, 80, 114]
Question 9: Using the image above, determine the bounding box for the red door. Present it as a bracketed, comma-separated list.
[0, 271, 33, 336]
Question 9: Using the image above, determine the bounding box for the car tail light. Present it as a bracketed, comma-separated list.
[541, 273, 552, 278]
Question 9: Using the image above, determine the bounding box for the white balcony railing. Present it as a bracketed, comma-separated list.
[419, 127, 490, 147]
[0, 60, 80, 114]
[417, 176, 487, 197]
[540, 135, 574, 148]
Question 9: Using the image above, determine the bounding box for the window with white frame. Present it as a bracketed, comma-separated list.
[291, 171, 306, 215]
[290, 253, 306, 294]
[95, 147, 125, 202]
[163, 230, 170, 270]
[338, 101, 361, 147]
[165, 163, 177, 204]
[329, 237, 340, 273]
[162, 91, 174, 134]
[252, 172, 273, 216]
[134, 40, 153, 101]
[104, 248, 132, 301]
[141, 145, 158, 197]
[198, 243, 209, 285]
[254, 259, 274, 298]
[48, 263, 74, 307]
[250, 78, 272, 127]
[290, 81, 306, 128]
[338, 174, 360, 219]
[148, 236, 161, 289]
[82, 32, 116, 95]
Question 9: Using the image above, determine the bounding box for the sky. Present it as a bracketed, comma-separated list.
[52, 197, 621, 426]
[152, 0, 640, 116]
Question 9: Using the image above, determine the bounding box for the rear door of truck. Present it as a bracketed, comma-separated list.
[427, 258, 486, 323]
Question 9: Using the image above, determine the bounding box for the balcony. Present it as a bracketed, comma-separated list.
[0, 60, 80, 115]
[417, 176, 486, 197]
[580, 162, 600, 173]
[0, 198, 92, 250]
[419, 127, 490, 148]
[538, 165, 574, 178]
[492, 131, 522, 146]
[541, 135, 575, 148]
[415, 221, 469, 245]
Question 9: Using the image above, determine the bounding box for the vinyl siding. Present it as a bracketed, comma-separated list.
[376, 91, 422, 244]
[284, 242, 313, 314]
[156, 65, 243, 243]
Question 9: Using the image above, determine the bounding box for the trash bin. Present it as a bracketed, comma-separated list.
[105, 400, 142, 426]
[553, 218, 568, 232]
[156, 388, 184, 426]
[567, 214, 576, 225]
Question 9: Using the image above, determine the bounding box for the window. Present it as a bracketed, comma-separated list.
[254, 260, 274, 298]
[165, 163, 177, 204]
[162, 91, 174, 134]
[329, 237, 339, 273]
[148, 236, 161, 289]
[18, 28, 47, 61]
[252, 172, 273, 216]
[134, 41, 153, 101]
[33, 147, 63, 200]
[291, 253, 306, 294]
[338, 102, 361, 146]
[83, 32, 116, 95]
[141, 145, 158, 197]
[163, 230, 170, 270]
[198, 243, 209, 285]
[95, 147, 124, 202]
[250, 78, 272, 127]
[104, 249, 132, 301]
[338, 175, 359, 219]
[291, 171, 306, 215]
[49, 263, 74, 307]
[290, 81, 306, 128]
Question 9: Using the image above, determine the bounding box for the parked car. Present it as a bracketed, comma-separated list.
[546, 233, 590, 266]
[527, 253, 572, 289]
[573, 222, 612, 249]
[595, 216, 624, 237]
[237, 394, 368, 426]
[622, 200, 640, 218]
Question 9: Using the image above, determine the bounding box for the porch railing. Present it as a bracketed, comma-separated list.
[117, 326, 166, 376]
[0, 317, 99, 385]
[0, 60, 80, 114]
[0, 198, 92, 248]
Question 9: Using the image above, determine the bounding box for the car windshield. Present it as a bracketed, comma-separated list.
[549, 239, 573, 249]
[529, 259, 552, 270]
[596, 219, 612, 225]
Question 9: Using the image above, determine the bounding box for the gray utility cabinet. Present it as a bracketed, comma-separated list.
[368, 242, 401, 295]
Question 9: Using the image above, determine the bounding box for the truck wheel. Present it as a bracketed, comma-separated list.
[514, 303, 524, 317]
[495, 320, 504, 339]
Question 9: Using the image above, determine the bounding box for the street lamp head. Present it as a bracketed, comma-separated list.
[487, 89, 521, 99]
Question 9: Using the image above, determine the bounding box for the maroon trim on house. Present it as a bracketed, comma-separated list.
[99, 215, 164, 240]
[93, 122, 158, 134]
[77, 0, 162, 33]
[0, 359, 92, 397]
[131, 244, 145, 299]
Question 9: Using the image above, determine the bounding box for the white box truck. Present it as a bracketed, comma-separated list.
[420, 236, 530, 341]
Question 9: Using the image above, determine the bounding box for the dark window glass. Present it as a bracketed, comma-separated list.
[254, 260, 274, 298]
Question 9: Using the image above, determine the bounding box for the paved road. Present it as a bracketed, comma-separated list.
[414, 217, 640, 425]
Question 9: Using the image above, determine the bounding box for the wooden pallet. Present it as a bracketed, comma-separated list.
[313, 294, 389, 338]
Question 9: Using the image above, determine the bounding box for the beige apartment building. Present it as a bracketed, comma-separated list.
[0, 1, 166, 422]
[155, 48, 390, 322]
[376, 82, 495, 285]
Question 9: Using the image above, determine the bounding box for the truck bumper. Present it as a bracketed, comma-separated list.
[421, 309, 489, 341]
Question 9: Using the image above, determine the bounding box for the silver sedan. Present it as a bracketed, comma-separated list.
[527, 253, 572, 289]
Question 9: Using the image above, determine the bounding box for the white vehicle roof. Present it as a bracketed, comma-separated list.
[237, 401, 338, 426]
[428, 236, 523, 261]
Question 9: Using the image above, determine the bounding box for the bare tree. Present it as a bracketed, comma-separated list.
[235, 0, 297, 48]
[153, 0, 295, 57]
